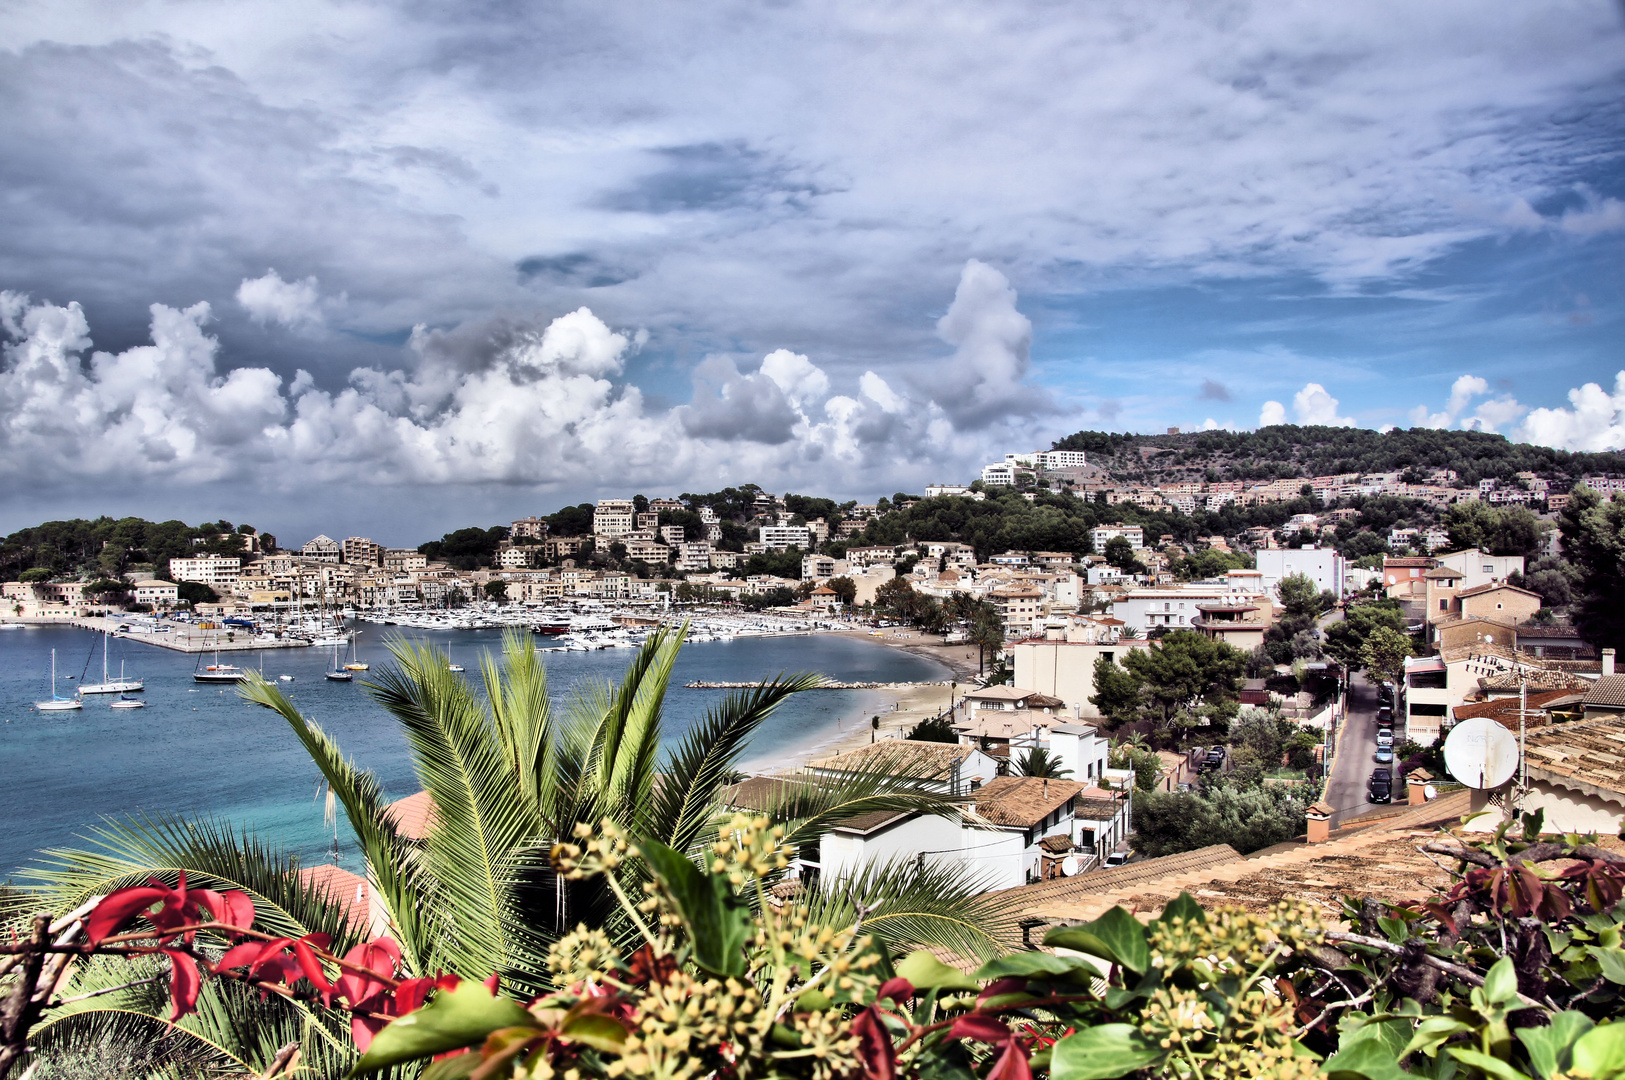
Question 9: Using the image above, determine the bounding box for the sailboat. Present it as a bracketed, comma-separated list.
[193, 650, 248, 683]
[325, 643, 353, 681]
[80, 630, 143, 694]
[35, 650, 83, 711]
[343, 631, 368, 671]
[110, 694, 146, 710]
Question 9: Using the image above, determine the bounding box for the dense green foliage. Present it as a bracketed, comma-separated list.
[416, 525, 510, 569]
[1560, 485, 1625, 651]
[1132, 781, 1311, 857]
[903, 714, 959, 743]
[1055, 424, 1625, 485]
[0, 516, 247, 581]
[1324, 599, 1408, 671]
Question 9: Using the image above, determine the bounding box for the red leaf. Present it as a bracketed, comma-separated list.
[85, 887, 168, 945]
[352, 1014, 389, 1053]
[293, 937, 335, 1006]
[189, 887, 227, 926]
[214, 941, 266, 973]
[338, 939, 401, 1009]
[394, 976, 438, 1015]
[219, 891, 256, 933]
[978, 978, 1027, 1006]
[877, 977, 914, 1005]
[484, 973, 501, 995]
[164, 949, 202, 1021]
[950, 1015, 1013, 1043]
[850, 1007, 896, 1080]
[987, 1038, 1033, 1080]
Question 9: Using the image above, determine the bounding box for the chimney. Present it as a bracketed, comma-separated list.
[1605, 648, 1617, 678]
[1407, 769, 1434, 807]
[1305, 801, 1334, 844]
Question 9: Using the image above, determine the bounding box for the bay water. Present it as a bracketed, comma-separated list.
[0, 625, 948, 880]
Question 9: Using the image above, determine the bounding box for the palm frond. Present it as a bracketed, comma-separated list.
[801, 855, 1015, 963]
[648, 672, 825, 852]
[486, 631, 556, 821]
[599, 626, 685, 820]
[239, 673, 428, 973]
[366, 636, 541, 979]
[756, 751, 972, 851]
[16, 813, 365, 952]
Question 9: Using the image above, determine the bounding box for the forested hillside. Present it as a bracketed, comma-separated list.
[1053, 425, 1625, 486]
[0, 518, 262, 580]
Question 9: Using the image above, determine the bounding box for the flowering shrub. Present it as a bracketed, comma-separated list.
[11, 810, 1625, 1080]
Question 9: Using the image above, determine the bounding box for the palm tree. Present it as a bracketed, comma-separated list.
[1012, 746, 1073, 779]
[15, 627, 1012, 1074]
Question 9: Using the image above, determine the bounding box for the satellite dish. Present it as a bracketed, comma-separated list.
[1424, 784, 1437, 801]
[1443, 717, 1519, 789]
[1061, 856, 1080, 876]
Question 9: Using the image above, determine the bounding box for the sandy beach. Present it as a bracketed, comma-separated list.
[739, 629, 988, 772]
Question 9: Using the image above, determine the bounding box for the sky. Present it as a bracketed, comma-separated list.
[0, 1, 1623, 546]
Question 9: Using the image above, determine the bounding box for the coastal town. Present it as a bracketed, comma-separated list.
[6, 437, 1623, 900]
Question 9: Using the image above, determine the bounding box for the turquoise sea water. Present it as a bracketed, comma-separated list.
[0, 625, 948, 879]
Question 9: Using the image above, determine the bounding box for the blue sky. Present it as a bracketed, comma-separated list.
[0, 1, 1621, 544]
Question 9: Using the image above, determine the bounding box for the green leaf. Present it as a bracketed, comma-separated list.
[1518, 1011, 1594, 1079]
[1483, 956, 1519, 1005]
[638, 837, 751, 979]
[561, 1013, 629, 1054]
[894, 950, 979, 992]
[351, 980, 538, 1074]
[796, 988, 834, 1012]
[421, 1053, 482, 1080]
[1588, 947, 1625, 985]
[1448, 1049, 1536, 1080]
[1402, 1017, 1472, 1060]
[1574, 1023, 1625, 1080]
[973, 951, 1099, 984]
[1157, 892, 1205, 927]
[1326, 1023, 1412, 1080]
[1052, 907, 1149, 975]
[1051, 1024, 1164, 1080]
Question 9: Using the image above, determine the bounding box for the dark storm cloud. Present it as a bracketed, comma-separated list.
[1200, 379, 1233, 401]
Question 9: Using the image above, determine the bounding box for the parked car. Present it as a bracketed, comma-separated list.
[1376, 705, 1393, 725]
[1369, 768, 1393, 803]
[1374, 746, 1395, 765]
[1104, 851, 1130, 867]
[1376, 729, 1395, 748]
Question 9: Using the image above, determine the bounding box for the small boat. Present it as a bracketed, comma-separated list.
[343, 632, 368, 671]
[448, 663, 465, 672]
[194, 652, 248, 683]
[80, 630, 143, 694]
[278, 674, 295, 682]
[36, 650, 83, 711]
[110, 694, 146, 710]
[326, 644, 352, 681]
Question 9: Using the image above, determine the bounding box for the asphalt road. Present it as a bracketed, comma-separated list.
[1325, 671, 1387, 824]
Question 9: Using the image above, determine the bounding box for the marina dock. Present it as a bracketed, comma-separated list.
[40, 616, 314, 654]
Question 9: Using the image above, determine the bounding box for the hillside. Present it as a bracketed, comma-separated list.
[1052, 426, 1625, 487]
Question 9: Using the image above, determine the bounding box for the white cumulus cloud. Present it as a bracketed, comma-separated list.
[1516, 372, 1625, 452]
[236, 269, 325, 329]
[1407, 373, 1527, 433]
[1292, 383, 1355, 427]
[1258, 400, 1287, 427]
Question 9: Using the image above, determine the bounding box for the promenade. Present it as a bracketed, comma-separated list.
[6, 615, 312, 654]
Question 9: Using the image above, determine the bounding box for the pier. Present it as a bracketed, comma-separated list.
[35, 616, 315, 654]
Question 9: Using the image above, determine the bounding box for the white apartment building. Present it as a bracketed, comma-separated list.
[510, 517, 548, 540]
[301, 535, 341, 562]
[133, 580, 179, 606]
[758, 525, 811, 551]
[593, 499, 636, 537]
[659, 525, 686, 546]
[1111, 585, 1258, 633]
[1435, 548, 1524, 589]
[675, 542, 713, 572]
[1254, 546, 1347, 599]
[925, 484, 976, 498]
[623, 539, 670, 563]
[801, 554, 837, 579]
[1089, 524, 1144, 551]
[981, 462, 1018, 486]
[1036, 450, 1088, 470]
[496, 546, 533, 569]
[383, 549, 428, 572]
[168, 556, 242, 587]
[343, 537, 383, 565]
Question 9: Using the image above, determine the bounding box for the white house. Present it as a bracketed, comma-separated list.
[1434, 548, 1525, 590]
[759, 525, 811, 551]
[981, 462, 1019, 487]
[1254, 546, 1346, 599]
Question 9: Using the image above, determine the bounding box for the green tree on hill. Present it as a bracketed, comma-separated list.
[1444, 501, 1541, 558]
[1559, 484, 1625, 652]
[1122, 630, 1247, 726]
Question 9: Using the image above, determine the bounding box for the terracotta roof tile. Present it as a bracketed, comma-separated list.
[1585, 676, 1625, 708]
[971, 776, 1086, 828]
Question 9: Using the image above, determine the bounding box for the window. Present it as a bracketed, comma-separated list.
[1483, 565, 1493, 573]
[1410, 703, 1448, 717]
[1440, 599, 1448, 610]
[1411, 569, 1419, 578]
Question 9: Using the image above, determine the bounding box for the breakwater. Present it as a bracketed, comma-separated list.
[684, 679, 945, 690]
